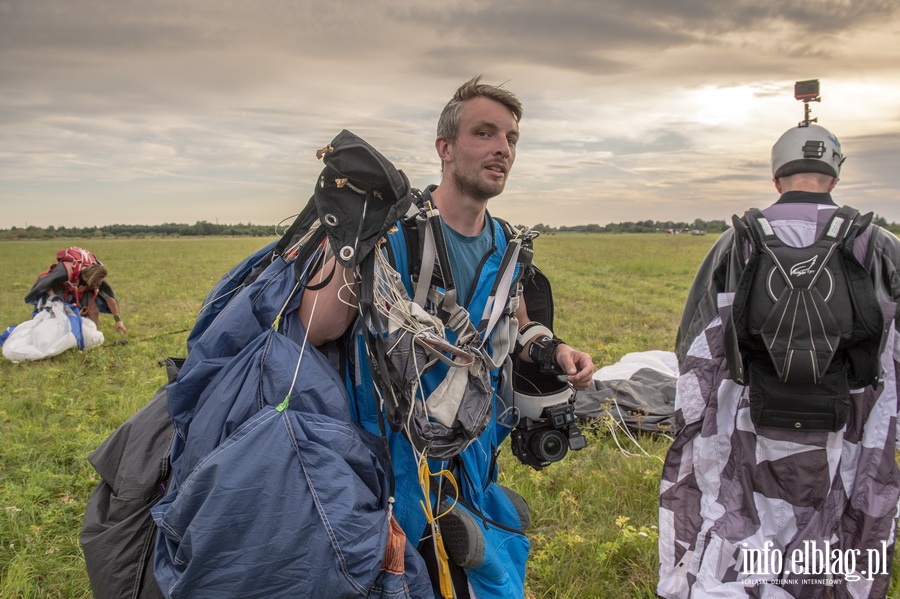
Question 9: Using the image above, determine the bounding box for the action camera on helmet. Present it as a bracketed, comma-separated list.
[772, 80, 845, 180]
[793, 78, 821, 128]
[794, 79, 820, 102]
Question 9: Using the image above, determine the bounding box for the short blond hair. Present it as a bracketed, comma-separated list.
[436, 76, 523, 142]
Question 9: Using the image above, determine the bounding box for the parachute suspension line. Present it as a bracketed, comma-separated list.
[273, 281, 302, 333]
[278, 244, 329, 411]
[372, 249, 426, 336]
[275, 212, 300, 237]
[197, 285, 245, 316]
[371, 249, 444, 424]
[273, 281, 308, 412]
[413, 337, 429, 419]
[272, 242, 322, 332]
[337, 266, 358, 310]
[373, 247, 471, 372]
[400, 308, 459, 597]
[369, 238, 459, 598]
[603, 399, 665, 463]
[200, 226, 316, 313]
[362, 208, 480, 596]
[195, 226, 321, 318]
[408, 340, 430, 424]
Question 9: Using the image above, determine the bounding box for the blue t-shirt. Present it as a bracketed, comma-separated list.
[442, 217, 492, 307]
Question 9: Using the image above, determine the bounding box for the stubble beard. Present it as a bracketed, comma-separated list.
[452, 169, 505, 203]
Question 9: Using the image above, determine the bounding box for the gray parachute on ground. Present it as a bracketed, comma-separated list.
[573, 350, 677, 434]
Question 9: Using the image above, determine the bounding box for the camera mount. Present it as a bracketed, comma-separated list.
[794, 79, 821, 128]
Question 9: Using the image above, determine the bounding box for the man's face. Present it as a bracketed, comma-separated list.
[439, 96, 518, 202]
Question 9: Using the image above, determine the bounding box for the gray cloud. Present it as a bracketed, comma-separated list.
[1, 0, 899, 229]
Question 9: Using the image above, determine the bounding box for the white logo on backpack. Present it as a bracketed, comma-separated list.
[790, 255, 818, 277]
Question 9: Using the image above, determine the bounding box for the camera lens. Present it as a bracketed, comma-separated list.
[531, 429, 568, 463]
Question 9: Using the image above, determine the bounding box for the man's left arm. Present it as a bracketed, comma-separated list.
[514, 298, 594, 390]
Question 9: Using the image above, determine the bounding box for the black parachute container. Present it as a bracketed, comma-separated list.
[724, 205, 885, 431]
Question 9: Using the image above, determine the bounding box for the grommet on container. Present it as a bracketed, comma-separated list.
[324, 214, 339, 227]
[339, 246, 355, 262]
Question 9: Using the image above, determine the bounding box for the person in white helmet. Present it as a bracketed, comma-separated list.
[657, 122, 900, 598]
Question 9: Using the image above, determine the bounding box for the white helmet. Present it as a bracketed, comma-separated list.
[771, 124, 845, 179]
[506, 363, 574, 421]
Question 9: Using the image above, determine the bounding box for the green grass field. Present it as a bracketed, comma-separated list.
[0, 234, 897, 598]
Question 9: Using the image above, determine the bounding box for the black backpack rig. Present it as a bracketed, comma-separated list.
[723, 205, 886, 431]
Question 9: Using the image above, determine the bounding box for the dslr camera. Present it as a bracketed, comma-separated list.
[511, 400, 586, 470]
[509, 336, 587, 470]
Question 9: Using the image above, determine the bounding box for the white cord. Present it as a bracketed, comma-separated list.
[197, 284, 245, 314]
[606, 399, 664, 463]
[284, 244, 327, 402]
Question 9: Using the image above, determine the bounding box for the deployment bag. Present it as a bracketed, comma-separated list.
[313, 129, 413, 268]
[726, 205, 884, 431]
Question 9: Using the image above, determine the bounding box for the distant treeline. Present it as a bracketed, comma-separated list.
[0, 221, 280, 240]
[2, 216, 898, 240]
[533, 215, 900, 235]
[533, 219, 731, 234]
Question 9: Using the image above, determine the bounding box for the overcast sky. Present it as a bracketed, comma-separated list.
[2, 0, 899, 229]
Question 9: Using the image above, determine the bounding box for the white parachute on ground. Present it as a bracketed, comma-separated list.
[2, 301, 104, 362]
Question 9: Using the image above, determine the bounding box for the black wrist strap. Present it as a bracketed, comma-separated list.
[528, 335, 566, 375]
[514, 321, 553, 356]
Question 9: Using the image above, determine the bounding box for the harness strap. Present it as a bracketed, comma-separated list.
[743, 205, 860, 292]
[414, 220, 438, 308]
[477, 236, 522, 342]
[426, 287, 478, 342]
[743, 205, 860, 246]
[412, 204, 513, 347]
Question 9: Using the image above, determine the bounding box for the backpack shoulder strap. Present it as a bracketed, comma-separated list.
[830, 204, 875, 257]
[741, 205, 861, 261]
[398, 190, 427, 287]
[493, 215, 515, 243]
[742, 207, 778, 246]
[820, 204, 859, 244]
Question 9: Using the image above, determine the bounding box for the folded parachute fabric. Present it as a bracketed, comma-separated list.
[173, 327, 352, 489]
[81, 384, 173, 599]
[155, 246, 432, 598]
[593, 349, 678, 381]
[2, 301, 103, 362]
[186, 239, 280, 353]
[152, 406, 404, 598]
[165, 254, 301, 475]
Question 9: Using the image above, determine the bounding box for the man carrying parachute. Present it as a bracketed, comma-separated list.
[83, 76, 594, 599]
[296, 76, 594, 597]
